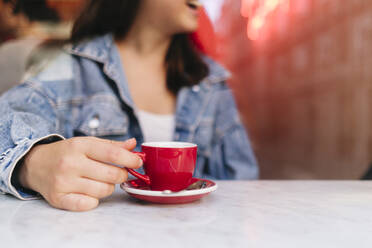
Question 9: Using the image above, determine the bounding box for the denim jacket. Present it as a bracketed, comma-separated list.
[0, 34, 258, 200]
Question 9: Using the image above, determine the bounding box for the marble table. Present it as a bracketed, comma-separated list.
[1, 181, 372, 248]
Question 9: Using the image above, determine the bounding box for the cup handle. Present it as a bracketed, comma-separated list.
[127, 152, 151, 185]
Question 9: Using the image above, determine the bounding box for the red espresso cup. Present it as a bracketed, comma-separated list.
[127, 142, 197, 191]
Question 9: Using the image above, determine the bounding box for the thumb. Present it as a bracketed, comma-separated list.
[56, 193, 99, 212]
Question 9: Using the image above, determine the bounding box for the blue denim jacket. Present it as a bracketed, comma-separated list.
[0, 34, 258, 200]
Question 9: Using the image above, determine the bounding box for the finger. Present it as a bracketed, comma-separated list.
[74, 178, 115, 199]
[55, 193, 99, 212]
[82, 138, 142, 169]
[90, 137, 137, 151]
[79, 158, 128, 184]
[115, 138, 137, 150]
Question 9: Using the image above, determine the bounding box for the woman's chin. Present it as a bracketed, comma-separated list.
[179, 21, 199, 33]
[165, 18, 199, 35]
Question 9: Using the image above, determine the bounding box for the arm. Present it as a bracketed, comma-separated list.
[0, 82, 143, 211]
[0, 83, 64, 199]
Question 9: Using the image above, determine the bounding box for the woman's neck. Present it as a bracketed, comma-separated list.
[116, 19, 171, 61]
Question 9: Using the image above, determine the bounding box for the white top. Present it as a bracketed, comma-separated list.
[136, 109, 175, 142]
[1, 181, 372, 248]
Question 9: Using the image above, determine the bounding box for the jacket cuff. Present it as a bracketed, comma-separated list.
[0, 134, 65, 200]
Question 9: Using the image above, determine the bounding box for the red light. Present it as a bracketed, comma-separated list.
[241, 0, 284, 40]
[251, 16, 265, 29]
[265, 0, 280, 11]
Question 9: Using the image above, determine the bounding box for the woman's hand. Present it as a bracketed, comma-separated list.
[18, 137, 142, 211]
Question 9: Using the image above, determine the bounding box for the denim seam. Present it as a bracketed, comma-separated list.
[24, 77, 84, 108]
[54, 93, 121, 108]
[24, 82, 65, 134]
[26, 80, 120, 109]
[24, 81, 58, 108]
[0, 149, 11, 161]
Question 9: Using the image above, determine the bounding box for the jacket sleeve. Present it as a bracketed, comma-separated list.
[0, 83, 65, 200]
[212, 87, 259, 180]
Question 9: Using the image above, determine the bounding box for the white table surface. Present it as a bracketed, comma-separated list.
[1, 181, 372, 248]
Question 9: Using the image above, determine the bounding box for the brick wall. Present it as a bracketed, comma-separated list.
[216, 0, 372, 179]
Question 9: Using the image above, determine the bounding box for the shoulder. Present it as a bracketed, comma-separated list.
[195, 66, 242, 133]
[197, 56, 238, 114]
[215, 85, 239, 115]
[211, 81, 242, 133]
[23, 49, 74, 83]
[20, 47, 79, 104]
[201, 56, 231, 85]
[199, 56, 235, 103]
[213, 86, 245, 136]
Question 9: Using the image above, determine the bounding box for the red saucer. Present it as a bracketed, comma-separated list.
[120, 178, 217, 204]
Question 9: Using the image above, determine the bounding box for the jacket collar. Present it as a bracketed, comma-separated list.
[66, 34, 231, 85]
[66, 34, 114, 64]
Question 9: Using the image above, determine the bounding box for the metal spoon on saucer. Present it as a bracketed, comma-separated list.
[162, 180, 208, 194]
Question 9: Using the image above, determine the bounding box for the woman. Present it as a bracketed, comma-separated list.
[0, 0, 258, 211]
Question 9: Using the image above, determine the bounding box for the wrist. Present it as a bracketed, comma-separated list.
[18, 159, 31, 190]
[11, 158, 38, 196]
[18, 145, 43, 192]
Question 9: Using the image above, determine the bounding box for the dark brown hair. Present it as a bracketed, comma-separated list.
[3, 0, 60, 22]
[71, 0, 209, 95]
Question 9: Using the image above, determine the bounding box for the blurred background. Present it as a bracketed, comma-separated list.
[202, 0, 372, 180]
[0, 0, 86, 94]
[1, 0, 371, 180]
